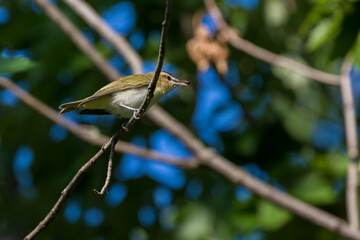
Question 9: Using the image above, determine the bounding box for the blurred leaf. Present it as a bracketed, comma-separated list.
[311, 153, 349, 177]
[353, 31, 360, 67]
[235, 132, 259, 157]
[0, 56, 36, 74]
[305, 14, 343, 52]
[257, 201, 292, 231]
[214, 221, 234, 240]
[282, 106, 315, 142]
[175, 204, 214, 240]
[231, 213, 258, 233]
[290, 172, 337, 204]
[264, 0, 288, 28]
[272, 56, 310, 90]
[299, 2, 327, 36]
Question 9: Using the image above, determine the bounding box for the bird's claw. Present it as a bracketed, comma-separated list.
[133, 111, 140, 119]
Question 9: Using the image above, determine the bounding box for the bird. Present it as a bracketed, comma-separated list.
[59, 71, 190, 119]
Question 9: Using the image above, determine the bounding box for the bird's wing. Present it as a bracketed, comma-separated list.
[80, 74, 151, 105]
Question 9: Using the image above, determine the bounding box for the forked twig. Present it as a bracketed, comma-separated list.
[94, 132, 117, 195]
[24, 0, 172, 238]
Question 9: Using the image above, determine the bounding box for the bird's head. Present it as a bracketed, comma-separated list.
[147, 71, 190, 94]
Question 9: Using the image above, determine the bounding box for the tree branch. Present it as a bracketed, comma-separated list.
[94, 131, 116, 195]
[0, 77, 194, 168]
[203, 0, 340, 85]
[34, 0, 120, 81]
[23, 135, 112, 240]
[340, 60, 359, 230]
[148, 106, 360, 240]
[92, 0, 173, 195]
[24, 0, 172, 238]
[62, 0, 143, 74]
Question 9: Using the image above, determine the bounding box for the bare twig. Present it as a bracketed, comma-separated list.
[24, 138, 113, 240]
[63, 0, 143, 74]
[203, 0, 340, 85]
[34, 0, 120, 81]
[340, 59, 359, 230]
[24, 0, 172, 238]
[94, 132, 117, 195]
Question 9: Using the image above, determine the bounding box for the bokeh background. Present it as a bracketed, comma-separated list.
[1, 0, 360, 239]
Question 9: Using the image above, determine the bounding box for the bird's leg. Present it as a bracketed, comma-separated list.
[119, 104, 140, 119]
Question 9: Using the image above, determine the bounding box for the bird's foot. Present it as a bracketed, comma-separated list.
[119, 104, 140, 119]
[132, 111, 140, 119]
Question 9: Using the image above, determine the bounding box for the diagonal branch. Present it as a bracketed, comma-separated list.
[24, 0, 173, 238]
[203, 0, 340, 85]
[34, 0, 120, 81]
[148, 106, 360, 240]
[0, 77, 194, 168]
[62, 0, 143, 74]
[340, 59, 359, 230]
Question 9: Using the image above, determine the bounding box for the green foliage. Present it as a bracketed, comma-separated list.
[264, 0, 288, 28]
[272, 92, 315, 142]
[175, 204, 214, 240]
[299, 0, 358, 54]
[352, 31, 360, 66]
[257, 201, 292, 231]
[290, 172, 337, 205]
[311, 153, 349, 177]
[0, 56, 36, 74]
[305, 16, 342, 52]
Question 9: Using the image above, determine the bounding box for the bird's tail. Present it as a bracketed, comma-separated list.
[59, 100, 83, 114]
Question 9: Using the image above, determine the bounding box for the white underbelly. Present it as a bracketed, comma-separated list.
[108, 87, 162, 118]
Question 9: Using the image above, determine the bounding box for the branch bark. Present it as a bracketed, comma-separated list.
[203, 0, 340, 86]
[148, 106, 360, 240]
[94, 133, 115, 195]
[0, 77, 194, 168]
[34, 0, 120, 81]
[340, 60, 359, 230]
[62, 0, 143, 74]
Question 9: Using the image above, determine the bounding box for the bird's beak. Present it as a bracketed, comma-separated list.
[171, 78, 190, 86]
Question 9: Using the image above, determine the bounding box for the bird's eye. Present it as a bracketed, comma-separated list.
[167, 76, 171, 80]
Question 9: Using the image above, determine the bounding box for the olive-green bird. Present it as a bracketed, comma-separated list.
[59, 71, 190, 118]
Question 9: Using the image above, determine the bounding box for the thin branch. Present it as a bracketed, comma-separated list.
[34, 0, 120, 81]
[92, 0, 173, 195]
[340, 59, 359, 230]
[24, 0, 172, 238]
[203, 0, 340, 86]
[94, 132, 116, 195]
[63, 0, 143, 74]
[132, 0, 172, 119]
[24, 138, 112, 240]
